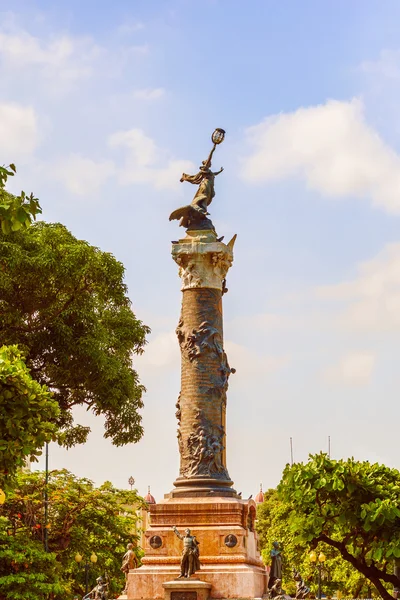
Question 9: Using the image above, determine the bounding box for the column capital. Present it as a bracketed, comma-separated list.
[172, 230, 237, 291]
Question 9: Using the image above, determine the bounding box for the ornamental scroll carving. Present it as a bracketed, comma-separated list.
[181, 410, 229, 480]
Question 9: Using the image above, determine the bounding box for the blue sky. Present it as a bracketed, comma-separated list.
[2, 0, 400, 499]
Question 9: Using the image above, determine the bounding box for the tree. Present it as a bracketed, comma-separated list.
[278, 453, 400, 600]
[0, 519, 65, 600]
[0, 222, 150, 447]
[0, 345, 59, 488]
[256, 488, 378, 598]
[0, 164, 41, 234]
[0, 470, 145, 599]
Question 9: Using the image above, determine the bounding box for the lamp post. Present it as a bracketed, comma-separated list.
[75, 552, 98, 595]
[128, 476, 135, 491]
[310, 551, 326, 600]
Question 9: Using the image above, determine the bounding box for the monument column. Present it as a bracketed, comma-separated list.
[124, 128, 267, 600]
[171, 229, 237, 497]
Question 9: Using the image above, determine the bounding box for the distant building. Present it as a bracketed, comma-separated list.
[139, 486, 156, 548]
[255, 483, 264, 504]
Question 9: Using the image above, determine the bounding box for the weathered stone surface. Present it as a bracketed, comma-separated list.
[125, 498, 266, 600]
[164, 579, 211, 600]
[172, 230, 237, 496]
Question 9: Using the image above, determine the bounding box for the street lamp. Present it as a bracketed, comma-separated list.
[128, 476, 135, 491]
[75, 551, 98, 595]
[310, 551, 326, 600]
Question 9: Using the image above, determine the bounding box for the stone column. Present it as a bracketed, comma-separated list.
[171, 228, 237, 497]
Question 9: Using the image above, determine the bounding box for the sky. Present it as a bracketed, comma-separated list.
[2, 0, 400, 501]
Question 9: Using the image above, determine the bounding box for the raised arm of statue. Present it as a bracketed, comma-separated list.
[212, 167, 224, 176]
[172, 525, 184, 540]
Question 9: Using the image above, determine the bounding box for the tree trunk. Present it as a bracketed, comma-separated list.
[317, 534, 396, 599]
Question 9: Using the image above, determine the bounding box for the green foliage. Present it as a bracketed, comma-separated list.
[0, 345, 59, 487]
[277, 453, 400, 599]
[256, 490, 376, 597]
[0, 470, 145, 599]
[0, 222, 150, 447]
[0, 165, 41, 234]
[0, 518, 65, 600]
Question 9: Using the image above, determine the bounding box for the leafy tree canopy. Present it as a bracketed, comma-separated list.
[0, 469, 145, 599]
[0, 222, 150, 447]
[277, 453, 400, 600]
[0, 345, 59, 487]
[257, 488, 380, 598]
[0, 165, 41, 234]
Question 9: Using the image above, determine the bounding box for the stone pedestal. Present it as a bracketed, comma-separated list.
[163, 579, 212, 600]
[125, 496, 267, 600]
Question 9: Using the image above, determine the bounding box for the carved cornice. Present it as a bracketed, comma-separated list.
[172, 232, 237, 291]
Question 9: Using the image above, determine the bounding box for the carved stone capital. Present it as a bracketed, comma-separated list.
[172, 230, 237, 291]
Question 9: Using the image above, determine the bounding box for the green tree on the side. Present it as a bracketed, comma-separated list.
[256, 488, 377, 597]
[0, 222, 150, 447]
[0, 470, 145, 599]
[0, 164, 41, 233]
[277, 453, 400, 600]
[0, 345, 59, 487]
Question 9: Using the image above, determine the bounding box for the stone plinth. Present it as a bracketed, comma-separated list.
[125, 496, 267, 600]
[163, 579, 211, 600]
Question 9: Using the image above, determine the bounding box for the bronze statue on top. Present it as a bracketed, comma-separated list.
[169, 128, 225, 231]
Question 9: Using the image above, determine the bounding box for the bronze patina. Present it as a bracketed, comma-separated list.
[169, 128, 225, 231]
[172, 525, 201, 578]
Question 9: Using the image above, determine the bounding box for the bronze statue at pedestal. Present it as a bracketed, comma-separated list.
[293, 568, 310, 599]
[268, 541, 283, 596]
[85, 575, 109, 600]
[121, 543, 138, 593]
[172, 526, 201, 578]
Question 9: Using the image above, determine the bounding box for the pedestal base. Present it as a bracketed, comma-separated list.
[163, 578, 212, 600]
[126, 564, 267, 600]
[124, 496, 267, 600]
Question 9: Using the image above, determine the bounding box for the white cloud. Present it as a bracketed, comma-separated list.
[0, 25, 102, 86]
[117, 22, 145, 35]
[317, 243, 400, 331]
[109, 128, 194, 190]
[0, 102, 38, 157]
[241, 98, 400, 214]
[137, 331, 179, 369]
[361, 50, 400, 80]
[132, 87, 165, 100]
[50, 154, 115, 196]
[323, 352, 375, 386]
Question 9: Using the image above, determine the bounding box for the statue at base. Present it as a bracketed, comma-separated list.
[84, 575, 108, 600]
[121, 542, 139, 593]
[169, 128, 225, 231]
[268, 541, 283, 597]
[172, 525, 201, 578]
[293, 568, 310, 599]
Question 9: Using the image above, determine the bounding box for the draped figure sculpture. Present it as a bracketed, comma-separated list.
[169, 128, 225, 231]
